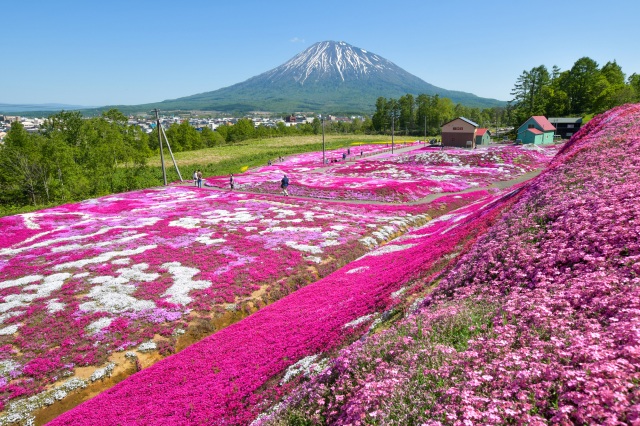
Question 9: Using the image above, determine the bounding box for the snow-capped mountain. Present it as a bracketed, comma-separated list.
[117, 41, 504, 114]
[262, 41, 404, 85]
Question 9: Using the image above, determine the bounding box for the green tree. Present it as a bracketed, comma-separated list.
[165, 120, 202, 151]
[566, 57, 601, 114]
[510, 65, 551, 121]
[372, 97, 390, 132]
[629, 73, 640, 102]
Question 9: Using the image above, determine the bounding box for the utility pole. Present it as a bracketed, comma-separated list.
[391, 112, 395, 154]
[321, 115, 325, 164]
[424, 115, 427, 143]
[153, 109, 167, 186]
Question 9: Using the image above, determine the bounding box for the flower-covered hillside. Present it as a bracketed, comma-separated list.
[0, 185, 444, 419]
[48, 181, 524, 425]
[205, 144, 557, 202]
[255, 104, 640, 425]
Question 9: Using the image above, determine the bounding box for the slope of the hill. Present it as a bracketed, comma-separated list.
[256, 104, 640, 424]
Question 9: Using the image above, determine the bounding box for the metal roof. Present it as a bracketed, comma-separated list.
[442, 116, 479, 127]
[548, 117, 583, 124]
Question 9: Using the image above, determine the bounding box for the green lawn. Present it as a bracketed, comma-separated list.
[149, 134, 414, 178]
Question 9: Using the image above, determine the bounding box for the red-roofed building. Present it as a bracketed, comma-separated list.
[517, 116, 556, 144]
[475, 128, 491, 146]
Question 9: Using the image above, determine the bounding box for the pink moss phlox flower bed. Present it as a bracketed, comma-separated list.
[0, 187, 445, 412]
[205, 144, 557, 202]
[254, 104, 640, 425]
[48, 184, 520, 425]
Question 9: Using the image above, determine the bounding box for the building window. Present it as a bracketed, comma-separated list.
[528, 124, 534, 129]
[567, 124, 574, 128]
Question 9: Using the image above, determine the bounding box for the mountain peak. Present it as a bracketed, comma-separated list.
[118, 40, 504, 114]
[263, 40, 394, 85]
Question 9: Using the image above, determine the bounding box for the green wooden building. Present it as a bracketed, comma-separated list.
[475, 128, 491, 145]
[516, 116, 556, 144]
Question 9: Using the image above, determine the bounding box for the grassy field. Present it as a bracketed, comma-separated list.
[149, 134, 418, 179]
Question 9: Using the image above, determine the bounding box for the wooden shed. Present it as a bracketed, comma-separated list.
[441, 117, 479, 148]
[475, 128, 491, 146]
[517, 116, 556, 145]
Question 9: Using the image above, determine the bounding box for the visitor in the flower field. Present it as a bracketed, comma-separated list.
[280, 174, 289, 196]
[229, 174, 235, 190]
[193, 170, 197, 186]
[196, 170, 203, 188]
[342, 152, 346, 161]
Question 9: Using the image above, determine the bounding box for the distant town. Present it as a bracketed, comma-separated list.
[0, 112, 361, 143]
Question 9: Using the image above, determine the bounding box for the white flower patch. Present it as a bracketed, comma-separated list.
[284, 241, 323, 254]
[330, 225, 346, 231]
[343, 313, 374, 329]
[0, 220, 159, 257]
[54, 245, 157, 271]
[346, 266, 369, 274]
[201, 209, 257, 224]
[280, 354, 320, 384]
[304, 256, 322, 264]
[195, 233, 227, 246]
[63, 377, 88, 391]
[0, 324, 19, 336]
[161, 262, 211, 305]
[282, 218, 304, 223]
[0, 273, 71, 314]
[359, 236, 378, 248]
[0, 311, 23, 325]
[79, 264, 158, 314]
[0, 360, 20, 377]
[0, 275, 43, 291]
[51, 233, 148, 254]
[320, 239, 339, 247]
[138, 341, 157, 352]
[272, 208, 297, 219]
[20, 212, 42, 230]
[322, 230, 340, 239]
[46, 298, 65, 314]
[391, 287, 407, 299]
[73, 272, 90, 279]
[168, 217, 202, 229]
[86, 317, 113, 334]
[89, 362, 115, 382]
[365, 243, 417, 257]
[244, 226, 257, 232]
[52, 389, 67, 401]
[259, 226, 322, 235]
[111, 258, 131, 265]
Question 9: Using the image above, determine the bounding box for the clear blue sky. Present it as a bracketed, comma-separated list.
[2, 0, 638, 107]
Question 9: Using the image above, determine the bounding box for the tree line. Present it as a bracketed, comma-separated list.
[0, 109, 154, 212]
[510, 57, 640, 124]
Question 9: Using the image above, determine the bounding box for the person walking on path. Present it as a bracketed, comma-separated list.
[196, 170, 203, 188]
[193, 170, 198, 187]
[280, 174, 289, 196]
[229, 174, 235, 190]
